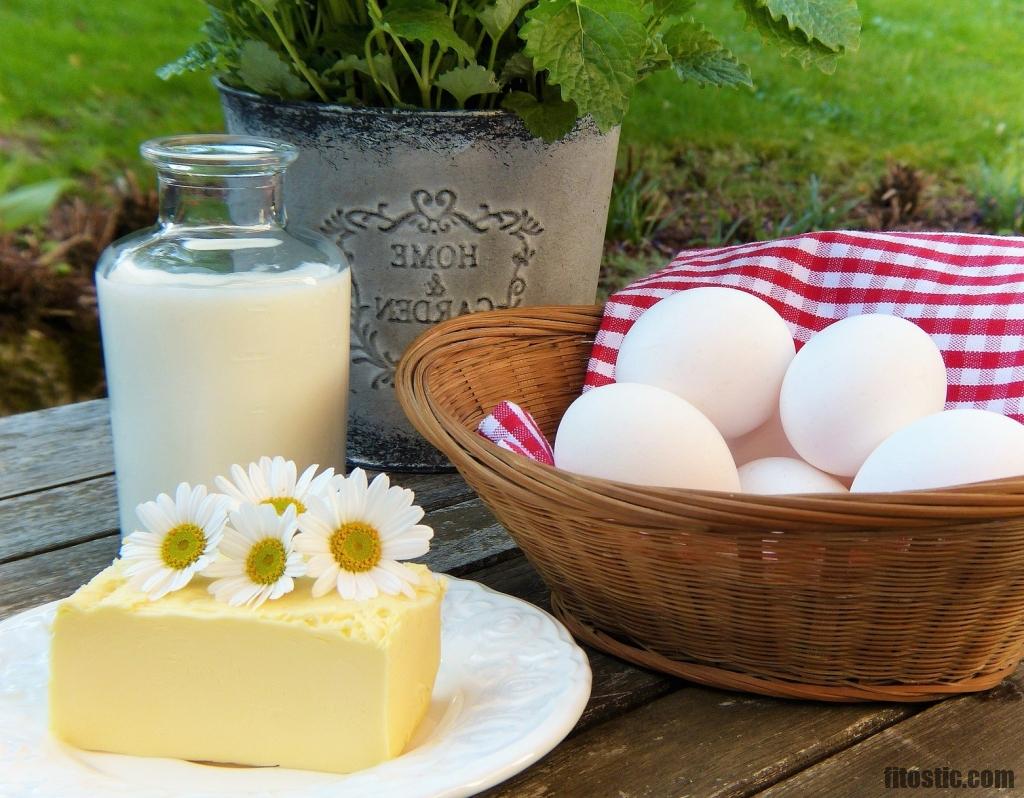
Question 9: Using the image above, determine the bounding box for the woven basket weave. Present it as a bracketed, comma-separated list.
[396, 305, 1024, 702]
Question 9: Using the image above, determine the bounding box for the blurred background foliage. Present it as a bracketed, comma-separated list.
[1, 0, 1023, 414]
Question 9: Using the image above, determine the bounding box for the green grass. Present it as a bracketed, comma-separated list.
[1, 0, 1022, 196]
[626, 0, 1024, 183]
[0, 0, 220, 183]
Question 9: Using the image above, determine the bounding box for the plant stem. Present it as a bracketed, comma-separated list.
[421, 42, 434, 108]
[258, 3, 330, 101]
[299, 7, 315, 48]
[487, 32, 502, 73]
[313, 4, 324, 39]
[364, 35, 401, 105]
[354, 0, 368, 25]
[390, 35, 429, 107]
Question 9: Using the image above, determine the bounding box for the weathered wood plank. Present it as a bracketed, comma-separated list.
[0, 397, 473, 506]
[0, 400, 113, 498]
[482, 687, 918, 798]
[759, 670, 1024, 798]
[0, 469, 475, 564]
[469, 555, 681, 735]
[0, 534, 120, 618]
[399, 471, 476, 513]
[428, 497, 517, 576]
[0, 476, 118, 564]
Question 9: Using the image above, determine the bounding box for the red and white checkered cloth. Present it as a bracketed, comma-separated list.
[479, 231, 1024, 461]
[477, 399, 555, 465]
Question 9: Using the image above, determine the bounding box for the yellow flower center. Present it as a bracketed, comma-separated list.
[329, 522, 382, 573]
[245, 537, 288, 585]
[261, 496, 307, 515]
[160, 523, 207, 570]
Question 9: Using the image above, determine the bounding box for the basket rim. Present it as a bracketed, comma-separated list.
[396, 305, 1024, 526]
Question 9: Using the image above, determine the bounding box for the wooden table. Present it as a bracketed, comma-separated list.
[3, 400, 1023, 797]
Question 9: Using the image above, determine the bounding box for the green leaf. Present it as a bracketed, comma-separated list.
[0, 179, 73, 233]
[476, 0, 532, 40]
[756, 0, 860, 53]
[522, 0, 649, 131]
[737, 0, 844, 72]
[378, 0, 475, 60]
[436, 65, 501, 107]
[503, 90, 579, 141]
[157, 41, 219, 80]
[662, 20, 752, 88]
[498, 52, 536, 84]
[651, 0, 696, 19]
[326, 53, 400, 97]
[237, 39, 311, 98]
[319, 25, 374, 55]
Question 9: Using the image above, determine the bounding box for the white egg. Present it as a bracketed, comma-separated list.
[553, 383, 740, 491]
[728, 406, 799, 466]
[615, 287, 795, 439]
[852, 409, 1024, 492]
[780, 314, 947, 477]
[738, 457, 848, 495]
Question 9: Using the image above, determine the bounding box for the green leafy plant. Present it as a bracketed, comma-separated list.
[0, 160, 73, 234]
[606, 150, 680, 246]
[164, 0, 860, 140]
[975, 148, 1024, 235]
[761, 173, 860, 238]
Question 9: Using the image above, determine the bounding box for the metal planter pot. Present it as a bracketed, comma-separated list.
[219, 82, 619, 471]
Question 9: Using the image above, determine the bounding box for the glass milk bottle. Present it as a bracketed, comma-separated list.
[96, 135, 350, 536]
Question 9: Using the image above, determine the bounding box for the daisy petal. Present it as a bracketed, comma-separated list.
[305, 467, 336, 501]
[296, 511, 333, 541]
[335, 570, 358, 600]
[354, 572, 380, 601]
[313, 565, 341, 598]
[167, 567, 195, 593]
[203, 557, 243, 578]
[381, 535, 431, 561]
[124, 561, 162, 583]
[368, 565, 404, 596]
[174, 483, 193, 520]
[220, 534, 251, 561]
[144, 569, 176, 599]
[135, 501, 175, 536]
[305, 553, 337, 576]
[249, 459, 273, 500]
[378, 506, 428, 540]
[294, 531, 329, 555]
[376, 558, 420, 586]
[284, 553, 307, 578]
[156, 492, 179, 526]
[269, 576, 294, 601]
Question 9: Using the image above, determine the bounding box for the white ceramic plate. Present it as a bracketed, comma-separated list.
[0, 576, 590, 798]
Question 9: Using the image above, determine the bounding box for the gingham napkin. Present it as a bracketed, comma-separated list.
[477, 399, 555, 465]
[478, 231, 1024, 461]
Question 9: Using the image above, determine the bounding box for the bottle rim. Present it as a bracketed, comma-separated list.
[141, 134, 299, 176]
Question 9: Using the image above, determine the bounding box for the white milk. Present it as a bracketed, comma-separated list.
[97, 261, 351, 535]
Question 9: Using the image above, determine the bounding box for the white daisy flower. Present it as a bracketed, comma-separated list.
[215, 455, 337, 517]
[120, 483, 227, 601]
[295, 469, 434, 601]
[205, 503, 306, 608]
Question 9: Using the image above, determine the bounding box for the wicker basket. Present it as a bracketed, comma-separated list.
[396, 305, 1024, 702]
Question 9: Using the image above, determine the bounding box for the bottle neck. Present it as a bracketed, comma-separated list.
[156, 172, 287, 228]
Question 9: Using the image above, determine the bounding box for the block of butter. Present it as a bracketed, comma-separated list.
[50, 560, 444, 773]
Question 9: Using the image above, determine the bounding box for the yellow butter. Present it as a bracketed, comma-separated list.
[49, 560, 444, 774]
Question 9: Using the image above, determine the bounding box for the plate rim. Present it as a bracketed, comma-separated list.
[0, 575, 591, 798]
